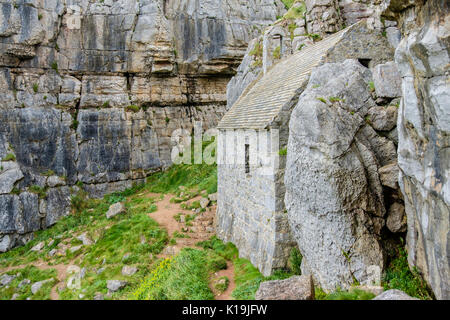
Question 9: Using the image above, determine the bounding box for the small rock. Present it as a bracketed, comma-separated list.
[387, 202, 407, 233]
[76, 233, 93, 246]
[97, 268, 105, 275]
[106, 280, 128, 292]
[208, 193, 218, 202]
[47, 239, 55, 247]
[69, 245, 83, 253]
[18, 279, 31, 288]
[140, 235, 146, 244]
[121, 266, 138, 276]
[378, 163, 399, 189]
[367, 105, 398, 132]
[79, 294, 85, 299]
[354, 285, 384, 296]
[180, 215, 186, 223]
[255, 275, 315, 300]
[11, 293, 19, 300]
[106, 202, 126, 219]
[200, 198, 210, 209]
[48, 249, 57, 257]
[31, 279, 53, 294]
[162, 246, 179, 256]
[94, 292, 104, 300]
[30, 241, 45, 252]
[0, 274, 16, 286]
[372, 289, 419, 300]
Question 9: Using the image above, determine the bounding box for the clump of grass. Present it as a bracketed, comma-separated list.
[133, 248, 215, 300]
[368, 81, 375, 92]
[283, 2, 306, 20]
[102, 100, 110, 108]
[42, 169, 55, 177]
[317, 97, 327, 104]
[382, 245, 433, 300]
[281, 0, 295, 9]
[273, 46, 281, 60]
[29, 185, 48, 199]
[279, 147, 287, 156]
[2, 153, 16, 162]
[249, 40, 263, 58]
[32, 83, 39, 93]
[288, 247, 302, 275]
[315, 287, 375, 300]
[126, 105, 140, 113]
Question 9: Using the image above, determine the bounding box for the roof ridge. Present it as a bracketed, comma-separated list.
[218, 26, 350, 130]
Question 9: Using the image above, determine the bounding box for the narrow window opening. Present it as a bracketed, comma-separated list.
[245, 144, 250, 174]
[358, 58, 371, 68]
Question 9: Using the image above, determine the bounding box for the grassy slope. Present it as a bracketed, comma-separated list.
[1, 155, 433, 300]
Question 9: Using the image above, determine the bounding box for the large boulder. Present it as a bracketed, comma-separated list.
[285, 59, 389, 292]
[255, 275, 315, 300]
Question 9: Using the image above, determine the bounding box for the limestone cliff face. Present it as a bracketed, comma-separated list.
[0, 0, 284, 252]
[383, 0, 449, 300]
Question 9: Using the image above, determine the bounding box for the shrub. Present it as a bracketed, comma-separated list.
[382, 245, 433, 300]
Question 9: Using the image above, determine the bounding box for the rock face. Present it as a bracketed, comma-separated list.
[285, 59, 402, 292]
[383, 0, 450, 300]
[255, 275, 315, 300]
[0, 0, 284, 251]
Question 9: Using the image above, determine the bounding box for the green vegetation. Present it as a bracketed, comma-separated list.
[250, 40, 263, 68]
[283, 2, 306, 20]
[51, 61, 58, 72]
[328, 96, 345, 103]
[133, 248, 225, 300]
[196, 236, 293, 300]
[214, 276, 230, 293]
[281, 0, 295, 10]
[279, 147, 287, 156]
[102, 100, 110, 108]
[0, 266, 57, 300]
[368, 81, 375, 92]
[126, 105, 140, 113]
[315, 287, 375, 300]
[288, 248, 302, 275]
[317, 97, 327, 104]
[273, 46, 281, 60]
[42, 169, 55, 177]
[32, 83, 39, 93]
[382, 245, 433, 300]
[2, 153, 16, 162]
[29, 185, 48, 199]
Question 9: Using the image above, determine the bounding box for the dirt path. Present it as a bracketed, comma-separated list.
[1, 192, 236, 300]
[148, 193, 236, 300]
[212, 262, 236, 300]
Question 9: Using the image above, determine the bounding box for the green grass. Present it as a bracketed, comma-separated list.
[283, 2, 306, 20]
[382, 245, 433, 300]
[315, 287, 375, 300]
[0, 266, 57, 300]
[196, 236, 294, 300]
[281, 0, 295, 10]
[2, 153, 16, 161]
[133, 248, 215, 300]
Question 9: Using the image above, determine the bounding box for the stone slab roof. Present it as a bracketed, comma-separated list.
[218, 29, 347, 130]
